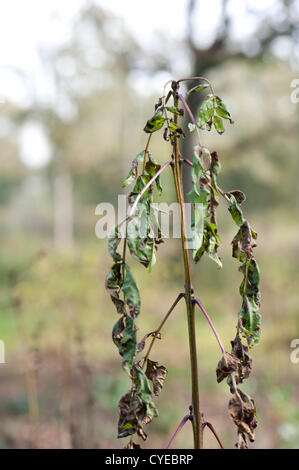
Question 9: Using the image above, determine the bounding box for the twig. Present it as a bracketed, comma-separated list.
[142, 134, 152, 174]
[166, 413, 191, 449]
[142, 293, 185, 369]
[193, 298, 226, 356]
[202, 421, 224, 449]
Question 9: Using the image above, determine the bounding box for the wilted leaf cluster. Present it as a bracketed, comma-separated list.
[106, 142, 168, 445]
[106, 79, 261, 449]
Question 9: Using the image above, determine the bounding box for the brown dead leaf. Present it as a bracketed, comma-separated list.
[145, 359, 168, 396]
[229, 390, 257, 443]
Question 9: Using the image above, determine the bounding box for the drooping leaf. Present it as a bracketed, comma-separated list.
[118, 391, 140, 438]
[230, 333, 252, 383]
[232, 221, 257, 262]
[239, 296, 261, 346]
[198, 94, 215, 125]
[215, 96, 233, 123]
[207, 234, 222, 268]
[127, 217, 156, 270]
[118, 365, 158, 441]
[165, 106, 184, 116]
[187, 83, 209, 95]
[169, 121, 182, 133]
[127, 175, 160, 271]
[108, 225, 122, 262]
[216, 353, 240, 383]
[229, 190, 246, 204]
[122, 151, 145, 187]
[122, 263, 141, 319]
[229, 389, 257, 443]
[144, 110, 166, 133]
[105, 263, 125, 314]
[214, 115, 225, 134]
[145, 153, 162, 194]
[189, 203, 205, 252]
[112, 314, 137, 374]
[145, 359, 168, 396]
[132, 365, 158, 421]
[228, 194, 244, 226]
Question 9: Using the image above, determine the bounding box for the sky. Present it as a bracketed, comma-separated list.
[0, 0, 288, 166]
[0, 0, 281, 105]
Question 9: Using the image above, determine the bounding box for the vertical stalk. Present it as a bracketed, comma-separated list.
[171, 82, 202, 449]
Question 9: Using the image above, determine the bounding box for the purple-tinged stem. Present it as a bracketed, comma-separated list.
[193, 298, 226, 356]
[203, 421, 224, 449]
[166, 414, 191, 449]
[183, 158, 193, 167]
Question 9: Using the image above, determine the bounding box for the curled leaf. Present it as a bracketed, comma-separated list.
[232, 221, 257, 262]
[144, 110, 166, 133]
[214, 115, 225, 135]
[229, 390, 257, 443]
[123, 264, 141, 319]
[216, 353, 240, 383]
[198, 95, 214, 125]
[228, 194, 244, 226]
[108, 225, 122, 262]
[112, 315, 137, 374]
[137, 331, 161, 354]
[187, 83, 209, 95]
[122, 151, 145, 187]
[229, 190, 246, 205]
[166, 106, 184, 116]
[118, 365, 158, 440]
[145, 359, 168, 396]
[105, 263, 125, 315]
[215, 96, 234, 124]
[230, 334, 252, 383]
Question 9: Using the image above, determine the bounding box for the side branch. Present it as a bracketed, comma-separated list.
[202, 421, 224, 449]
[193, 298, 226, 356]
[142, 292, 185, 368]
[166, 412, 191, 449]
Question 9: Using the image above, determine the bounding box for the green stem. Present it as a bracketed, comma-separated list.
[142, 133, 152, 174]
[171, 81, 202, 449]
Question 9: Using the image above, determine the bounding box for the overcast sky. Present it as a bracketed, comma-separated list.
[0, 0, 290, 166]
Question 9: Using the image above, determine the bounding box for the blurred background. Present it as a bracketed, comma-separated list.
[0, 0, 298, 449]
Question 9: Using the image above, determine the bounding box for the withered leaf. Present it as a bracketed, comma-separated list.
[137, 331, 161, 354]
[145, 359, 168, 396]
[216, 353, 240, 383]
[228, 193, 244, 226]
[118, 392, 140, 438]
[229, 190, 246, 205]
[228, 390, 257, 443]
[105, 263, 125, 315]
[112, 315, 137, 374]
[231, 221, 257, 262]
[230, 334, 252, 383]
[236, 432, 248, 449]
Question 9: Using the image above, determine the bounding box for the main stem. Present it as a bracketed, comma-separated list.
[171, 82, 202, 449]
